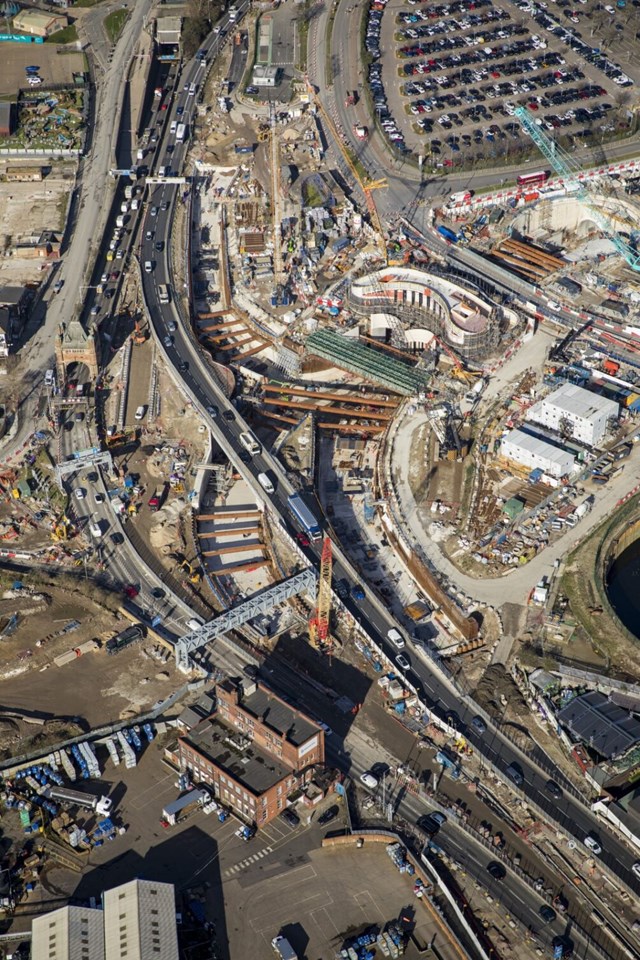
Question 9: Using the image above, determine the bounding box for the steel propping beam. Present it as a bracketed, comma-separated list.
[174, 567, 317, 671]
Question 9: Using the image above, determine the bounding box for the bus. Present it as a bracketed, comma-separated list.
[158, 284, 170, 304]
[288, 493, 322, 542]
[517, 170, 549, 187]
[176, 122, 187, 143]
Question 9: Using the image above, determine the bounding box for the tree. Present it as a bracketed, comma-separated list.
[183, 0, 223, 57]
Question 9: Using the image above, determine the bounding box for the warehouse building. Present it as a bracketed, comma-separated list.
[501, 427, 577, 479]
[32, 880, 178, 960]
[178, 680, 324, 825]
[13, 10, 68, 36]
[527, 383, 618, 447]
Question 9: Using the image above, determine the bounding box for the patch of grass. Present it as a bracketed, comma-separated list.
[296, 0, 311, 72]
[325, 0, 337, 85]
[104, 8, 129, 44]
[46, 24, 79, 43]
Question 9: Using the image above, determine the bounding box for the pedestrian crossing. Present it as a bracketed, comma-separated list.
[223, 845, 273, 877]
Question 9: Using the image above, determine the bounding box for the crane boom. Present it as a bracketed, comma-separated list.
[309, 535, 333, 650]
[514, 106, 640, 272]
[305, 79, 387, 262]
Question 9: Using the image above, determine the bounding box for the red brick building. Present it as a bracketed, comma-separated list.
[178, 680, 325, 826]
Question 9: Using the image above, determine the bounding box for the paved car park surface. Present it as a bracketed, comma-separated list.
[371, 0, 636, 165]
[216, 843, 459, 960]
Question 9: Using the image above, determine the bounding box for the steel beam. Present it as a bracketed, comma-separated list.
[175, 567, 317, 671]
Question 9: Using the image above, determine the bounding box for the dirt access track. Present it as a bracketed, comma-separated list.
[0, 45, 86, 97]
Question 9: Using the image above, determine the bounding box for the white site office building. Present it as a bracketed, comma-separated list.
[32, 879, 179, 960]
[501, 428, 577, 479]
[527, 383, 618, 447]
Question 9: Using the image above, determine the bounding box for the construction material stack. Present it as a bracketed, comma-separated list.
[117, 730, 137, 769]
[105, 737, 121, 767]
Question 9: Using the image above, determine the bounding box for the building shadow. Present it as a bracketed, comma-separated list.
[70, 827, 229, 958]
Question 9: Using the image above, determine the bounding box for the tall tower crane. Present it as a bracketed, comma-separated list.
[514, 106, 640, 272]
[309, 535, 333, 652]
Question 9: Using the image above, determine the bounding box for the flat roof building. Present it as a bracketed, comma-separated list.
[32, 880, 178, 960]
[33, 906, 105, 960]
[500, 427, 576, 479]
[13, 10, 68, 37]
[178, 681, 324, 826]
[103, 879, 178, 960]
[156, 16, 182, 45]
[252, 65, 279, 87]
[557, 690, 640, 760]
[528, 383, 618, 447]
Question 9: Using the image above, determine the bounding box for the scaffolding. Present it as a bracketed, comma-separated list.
[306, 329, 431, 396]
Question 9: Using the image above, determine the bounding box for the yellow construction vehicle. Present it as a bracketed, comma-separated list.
[131, 318, 147, 345]
[451, 366, 482, 384]
[180, 557, 201, 584]
[51, 516, 72, 541]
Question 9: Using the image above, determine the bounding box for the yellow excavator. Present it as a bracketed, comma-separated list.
[51, 516, 73, 541]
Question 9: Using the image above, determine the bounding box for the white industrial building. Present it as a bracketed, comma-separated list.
[33, 905, 105, 960]
[103, 879, 178, 959]
[527, 383, 618, 447]
[501, 427, 577, 479]
[32, 880, 179, 960]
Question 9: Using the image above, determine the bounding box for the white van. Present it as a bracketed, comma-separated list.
[170, 120, 177, 134]
[188, 82, 197, 96]
[89, 522, 102, 539]
[388, 628, 405, 649]
[44, 369, 55, 387]
[258, 472, 274, 494]
[187, 617, 204, 631]
[134, 405, 146, 421]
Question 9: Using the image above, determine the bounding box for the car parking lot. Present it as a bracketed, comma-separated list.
[366, 0, 637, 167]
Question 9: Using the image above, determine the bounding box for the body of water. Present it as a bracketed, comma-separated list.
[606, 538, 640, 639]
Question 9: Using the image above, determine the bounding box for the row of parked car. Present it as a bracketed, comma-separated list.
[366, 2, 410, 153]
[513, 0, 633, 87]
[401, 34, 554, 76]
[399, 22, 528, 59]
[400, 0, 492, 21]
[398, 7, 509, 38]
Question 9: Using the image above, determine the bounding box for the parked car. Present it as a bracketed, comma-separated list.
[280, 808, 300, 827]
[360, 771, 378, 790]
[318, 805, 339, 825]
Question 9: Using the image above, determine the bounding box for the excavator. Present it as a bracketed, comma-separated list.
[433, 335, 482, 384]
[130, 316, 147, 345]
[51, 516, 73, 541]
[169, 552, 202, 584]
